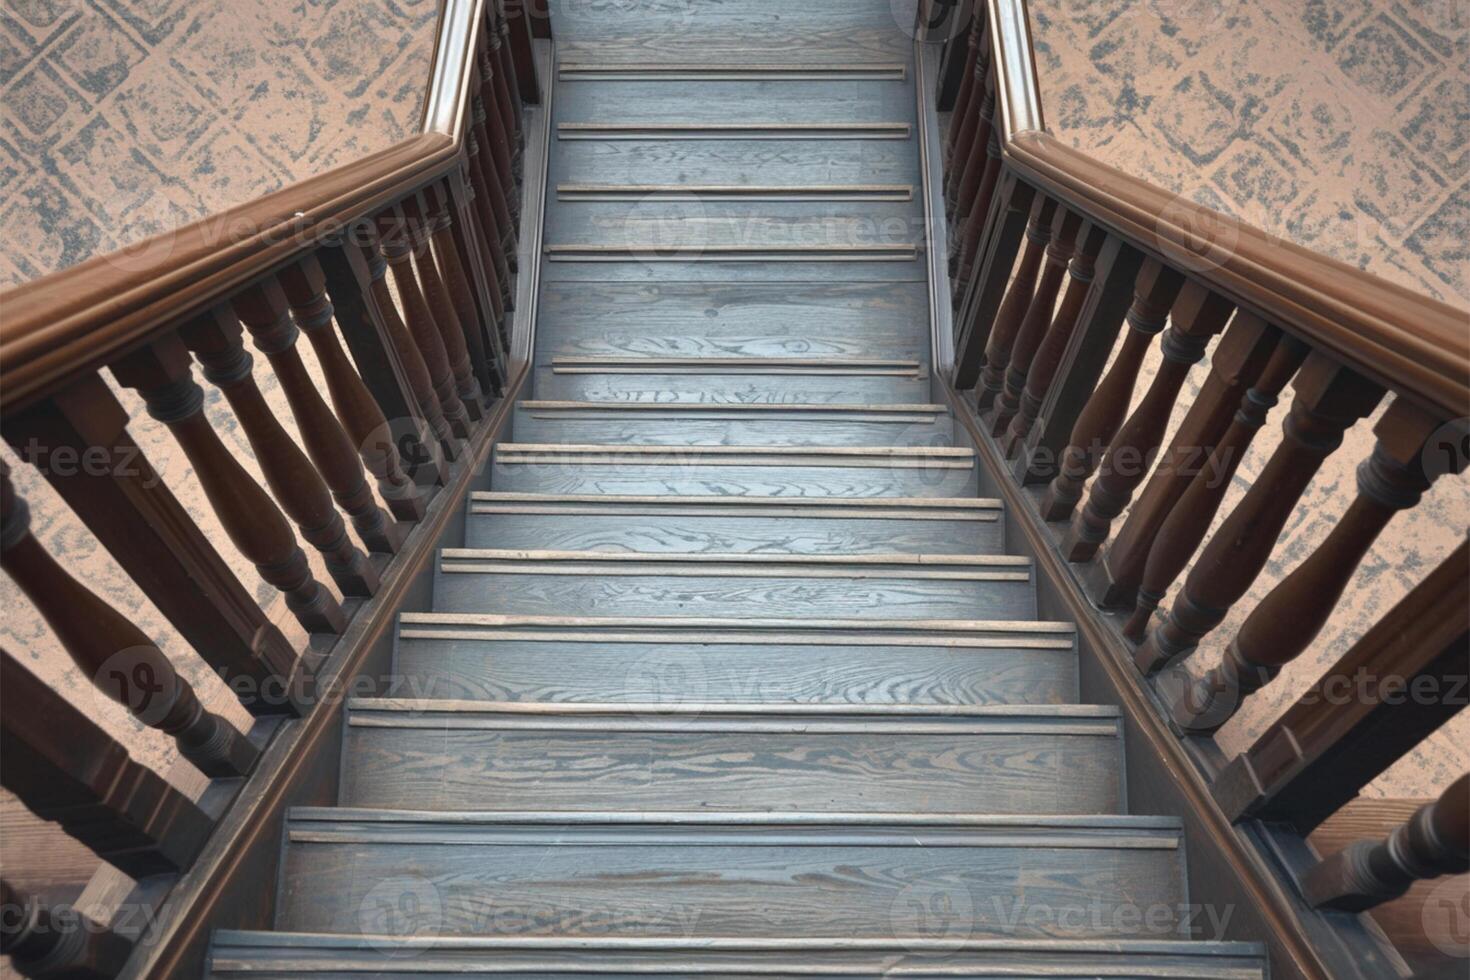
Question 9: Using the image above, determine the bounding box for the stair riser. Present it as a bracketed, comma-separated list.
[551, 138, 920, 188]
[431, 567, 1035, 620]
[512, 410, 953, 447]
[492, 457, 978, 498]
[391, 638, 1077, 705]
[464, 512, 1002, 553]
[534, 368, 930, 404]
[340, 725, 1122, 813]
[279, 831, 1177, 941]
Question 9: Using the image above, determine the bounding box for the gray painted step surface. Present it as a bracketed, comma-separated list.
[534, 357, 929, 404]
[277, 811, 1179, 939]
[536, 281, 931, 364]
[556, 79, 916, 128]
[464, 493, 1004, 553]
[211, 934, 1268, 979]
[340, 702, 1123, 813]
[391, 614, 1075, 704]
[432, 550, 1036, 620]
[491, 444, 978, 498]
[550, 139, 920, 186]
[512, 402, 954, 447]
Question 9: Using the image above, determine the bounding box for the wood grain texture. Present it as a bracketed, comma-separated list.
[464, 494, 1004, 553]
[551, 139, 920, 187]
[556, 80, 916, 127]
[533, 366, 929, 404]
[278, 812, 1177, 938]
[511, 403, 953, 447]
[210, 933, 1268, 978]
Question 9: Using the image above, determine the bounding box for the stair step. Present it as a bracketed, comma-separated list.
[465, 493, 1003, 553]
[432, 549, 1035, 620]
[339, 702, 1123, 813]
[537, 281, 931, 364]
[534, 356, 929, 403]
[276, 811, 1176, 939]
[391, 614, 1076, 704]
[492, 444, 978, 497]
[512, 402, 952, 447]
[211, 933, 1268, 978]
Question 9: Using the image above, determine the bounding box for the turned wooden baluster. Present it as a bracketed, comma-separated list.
[974, 195, 1056, 406]
[474, 38, 518, 224]
[1, 880, 131, 980]
[1303, 774, 1469, 912]
[1, 648, 213, 875]
[178, 308, 379, 599]
[466, 134, 516, 286]
[988, 207, 1083, 433]
[943, 17, 983, 171]
[357, 229, 457, 456]
[1122, 329, 1306, 642]
[111, 337, 346, 634]
[425, 182, 507, 390]
[953, 107, 1003, 293]
[1001, 223, 1108, 456]
[1093, 313, 1280, 610]
[487, 11, 523, 156]
[0, 467, 259, 778]
[467, 87, 517, 252]
[1172, 397, 1460, 731]
[1040, 260, 1184, 520]
[945, 26, 989, 211]
[278, 255, 427, 522]
[377, 210, 473, 439]
[1061, 284, 1235, 562]
[399, 195, 486, 419]
[1134, 352, 1385, 674]
[499, 0, 539, 105]
[234, 281, 405, 553]
[460, 165, 514, 315]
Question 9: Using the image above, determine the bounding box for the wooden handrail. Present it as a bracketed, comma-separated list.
[979, 0, 1468, 418]
[0, 0, 516, 416]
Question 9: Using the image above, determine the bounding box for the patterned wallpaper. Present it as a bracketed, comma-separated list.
[1027, 0, 1469, 309]
[0, 0, 439, 288]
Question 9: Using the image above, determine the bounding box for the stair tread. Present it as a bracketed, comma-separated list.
[513, 402, 954, 447]
[276, 810, 1180, 941]
[338, 701, 1122, 814]
[212, 931, 1266, 978]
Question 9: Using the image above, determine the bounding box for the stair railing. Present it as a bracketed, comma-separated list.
[0, 2, 546, 977]
[927, 2, 1468, 978]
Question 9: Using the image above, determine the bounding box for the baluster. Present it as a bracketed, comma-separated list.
[1, 649, 213, 875]
[1213, 540, 1469, 830]
[1123, 330, 1306, 643]
[236, 281, 406, 554]
[1, 880, 131, 980]
[951, 174, 1036, 391]
[461, 167, 514, 317]
[466, 135, 516, 288]
[1172, 396, 1458, 731]
[988, 207, 1082, 433]
[110, 337, 346, 634]
[499, 0, 540, 104]
[353, 232, 457, 461]
[1061, 283, 1235, 562]
[467, 90, 517, 263]
[1134, 352, 1384, 674]
[1, 467, 259, 778]
[973, 195, 1056, 405]
[399, 195, 486, 419]
[474, 38, 518, 225]
[376, 211, 473, 440]
[1040, 260, 1184, 519]
[278, 255, 427, 522]
[425, 181, 507, 395]
[1092, 313, 1280, 609]
[954, 115, 1003, 295]
[1302, 774, 1469, 912]
[1001, 223, 1108, 456]
[487, 11, 523, 157]
[2, 374, 302, 716]
[943, 18, 983, 170]
[945, 28, 989, 212]
[178, 308, 379, 598]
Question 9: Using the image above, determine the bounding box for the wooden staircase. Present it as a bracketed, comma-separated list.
[196, 3, 1263, 975]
